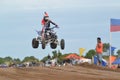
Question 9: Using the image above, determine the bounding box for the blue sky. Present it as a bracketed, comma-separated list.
[0, 0, 120, 60]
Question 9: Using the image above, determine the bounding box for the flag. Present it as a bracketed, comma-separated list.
[110, 19, 120, 32]
[111, 46, 116, 52]
[111, 46, 116, 55]
[79, 48, 85, 56]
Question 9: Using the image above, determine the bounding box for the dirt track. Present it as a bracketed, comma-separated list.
[0, 66, 120, 80]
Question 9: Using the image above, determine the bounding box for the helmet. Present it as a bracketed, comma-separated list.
[44, 12, 49, 17]
[43, 12, 49, 21]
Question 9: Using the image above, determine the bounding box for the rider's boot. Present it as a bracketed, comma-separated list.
[41, 33, 45, 41]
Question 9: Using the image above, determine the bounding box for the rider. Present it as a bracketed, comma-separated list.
[41, 12, 58, 39]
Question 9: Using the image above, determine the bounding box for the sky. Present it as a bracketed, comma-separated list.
[0, 0, 120, 60]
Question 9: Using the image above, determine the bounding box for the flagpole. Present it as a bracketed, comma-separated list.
[109, 31, 112, 68]
[109, 19, 112, 68]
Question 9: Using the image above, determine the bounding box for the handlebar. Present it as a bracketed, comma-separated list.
[36, 30, 41, 35]
[35, 26, 59, 35]
[50, 26, 59, 29]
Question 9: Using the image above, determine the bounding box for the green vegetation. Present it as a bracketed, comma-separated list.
[41, 50, 70, 63]
[0, 43, 120, 65]
[85, 49, 96, 59]
[0, 56, 39, 66]
[22, 56, 39, 62]
[103, 43, 110, 52]
[117, 49, 120, 57]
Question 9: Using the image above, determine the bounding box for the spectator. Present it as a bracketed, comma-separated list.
[96, 37, 103, 66]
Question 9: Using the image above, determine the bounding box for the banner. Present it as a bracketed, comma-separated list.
[79, 48, 85, 56]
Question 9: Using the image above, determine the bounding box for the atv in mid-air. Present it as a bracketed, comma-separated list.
[32, 26, 65, 50]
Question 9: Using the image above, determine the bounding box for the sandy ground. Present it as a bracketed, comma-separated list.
[0, 65, 120, 80]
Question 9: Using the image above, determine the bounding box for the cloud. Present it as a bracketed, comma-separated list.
[0, 0, 120, 12]
[0, 0, 75, 10]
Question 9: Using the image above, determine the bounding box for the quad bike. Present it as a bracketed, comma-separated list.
[32, 26, 65, 50]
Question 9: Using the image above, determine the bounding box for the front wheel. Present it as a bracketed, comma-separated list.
[60, 39, 65, 50]
[50, 43, 57, 49]
[32, 38, 39, 48]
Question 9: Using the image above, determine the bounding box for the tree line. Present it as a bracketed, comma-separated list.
[0, 56, 39, 65]
[0, 43, 120, 65]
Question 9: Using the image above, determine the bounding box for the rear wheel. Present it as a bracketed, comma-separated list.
[32, 38, 39, 48]
[60, 39, 65, 50]
[50, 43, 57, 49]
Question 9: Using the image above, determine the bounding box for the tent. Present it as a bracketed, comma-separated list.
[79, 58, 91, 64]
[109, 56, 116, 64]
[112, 58, 120, 64]
[65, 54, 81, 59]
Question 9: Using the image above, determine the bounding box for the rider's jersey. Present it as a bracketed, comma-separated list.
[41, 19, 57, 28]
